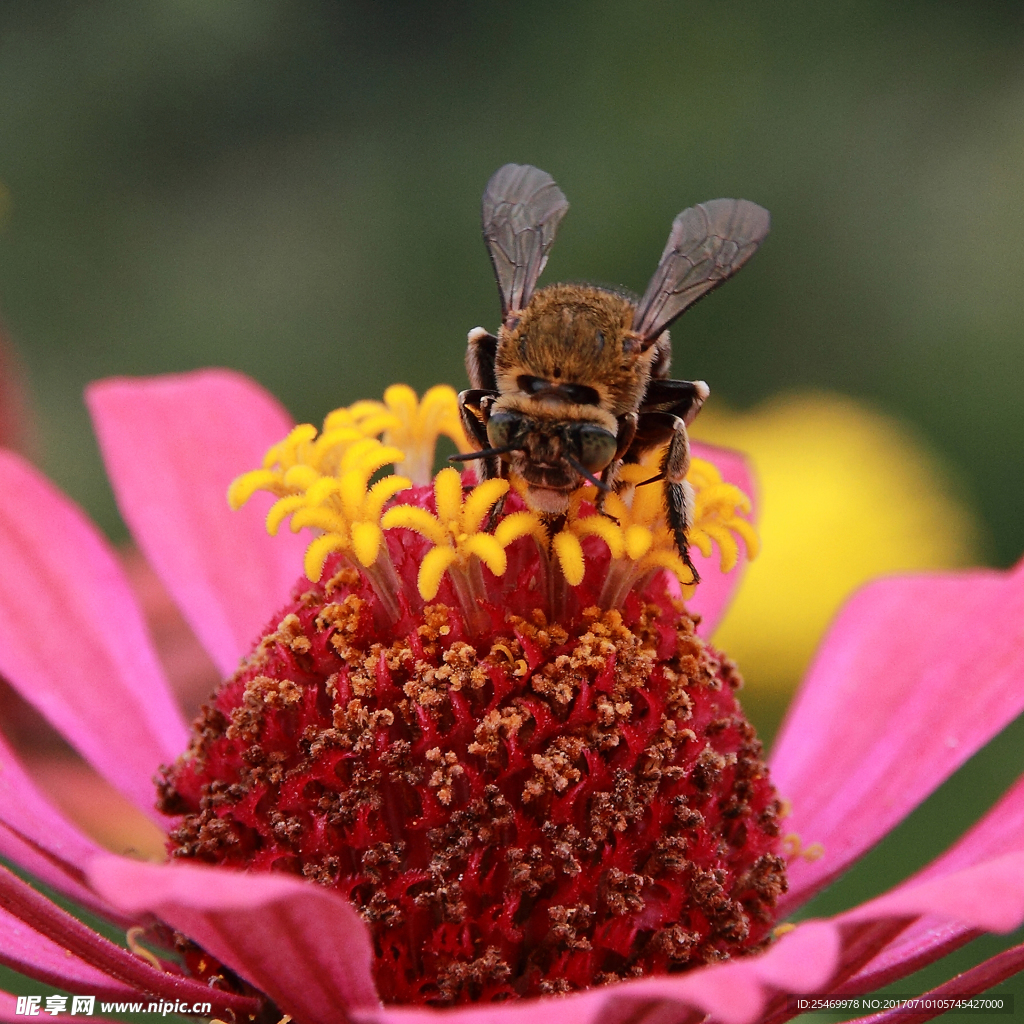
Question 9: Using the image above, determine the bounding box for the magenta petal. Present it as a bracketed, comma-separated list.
[0, 863, 260, 1018]
[0, 728, 117, 916]
[770, 558, 1024, 910]
[0, 906, 137, 1000]
[844, 852, 1024, 934]
[0, 451, 187, 821]
[87, 371, 307, 677]
[688, 442, 757, 638]
[848, 942, 1024, 1024]
[88, 855, 380, 1023]
[842, 771, 1024, 990]
[357, 922, 840, 1024]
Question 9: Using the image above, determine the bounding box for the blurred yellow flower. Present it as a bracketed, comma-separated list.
[692, 391, 981, 693]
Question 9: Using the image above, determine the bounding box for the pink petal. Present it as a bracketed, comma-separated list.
[0, 906, 137, 1000]
[835, 919, 977, 997]
[770, 558, 1024, 911]
[820, 850, 1024, 995]
[688, 442, 757, 637]
[848, 941, 1024, 1024]
[841, 771, 1024, 991]
[0, 862, 261, 1018]
[0, 728, 117, 917]
[87, 371, 307, 677]
[88, 855, 380, 1024]
[0, 451, 188, 822]
[844, 851, 1024, 935]
[356, 922, 840, 1024]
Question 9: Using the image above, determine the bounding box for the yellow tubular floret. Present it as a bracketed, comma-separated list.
[228, 469, 284, 509]
[304, 535, 349, 583]
[351, 521, 385, 567]
[688, 530, 713, 560]
[623, 524, 654, 560]
[329, 474, 362, 521]
[380, 504, 449, 546]
[552, 532, 586, 587]
[702, 524, 740, 573]
[549, 446, 759, 597]
[381, 473, 515, 600]
[731, 517, 760, 560]
[262, 423, 318, 470]
[433, 467, 465, 525]
[345, 384, 472, 485]
[494, 511, 545, 547]
[462, 478, 511, 533]
[418, 547, 459, 601]
[283, 464, 321, 491]
[266, 495, 307, 535]
[574, 515, 626, 559]
[289, 508, 350, 536]
[462, 534, 508, 577]
[366, 475, 414, 519]
[227, 392, 451, 583]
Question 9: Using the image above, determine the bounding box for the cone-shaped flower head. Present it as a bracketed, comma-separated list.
[162, 384, 783, 1005]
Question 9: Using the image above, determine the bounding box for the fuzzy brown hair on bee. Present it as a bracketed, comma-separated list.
[452, 163, 769, 582]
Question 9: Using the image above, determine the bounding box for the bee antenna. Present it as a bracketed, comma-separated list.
[636, 472, 665, 487]
[449, 445, 521, 462]
[565, 455, 612, 492]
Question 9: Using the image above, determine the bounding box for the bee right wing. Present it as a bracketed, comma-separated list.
[633, 199, 770, 347]
[482, 164, 569, 320]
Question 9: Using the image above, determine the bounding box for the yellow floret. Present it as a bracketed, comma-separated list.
[229, 384, 758, 618]
[687, 457, 760, 572]
[228, 411, 412, 581]
[347, 384, 473, 484]
[380, 468, 513, 600]
[547, 449, 758, 595]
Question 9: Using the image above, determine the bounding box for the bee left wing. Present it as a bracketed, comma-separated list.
[633, 199, 769, 347]
[482, 164, 569, 320]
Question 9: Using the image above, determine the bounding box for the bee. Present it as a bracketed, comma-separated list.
[452, 163, 769, 582]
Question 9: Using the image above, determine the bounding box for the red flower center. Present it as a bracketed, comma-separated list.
[160, 557, 786, 1005]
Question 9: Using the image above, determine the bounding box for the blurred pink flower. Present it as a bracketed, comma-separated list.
[0, 369, 1023, 1024]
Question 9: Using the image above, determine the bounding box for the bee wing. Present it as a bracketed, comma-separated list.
[482, 164, 569, 319]
[633, 199, 770, 346]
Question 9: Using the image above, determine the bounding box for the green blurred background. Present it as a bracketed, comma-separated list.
[2, 0, 1022, 566]
[0, 0, 1022, 1014]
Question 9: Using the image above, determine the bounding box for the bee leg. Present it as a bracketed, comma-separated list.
[634, 410, 699, 584]
[486, 492, 509, 530]
[457, 388, 511, 528]
[590, 412, 635, 522]
[614, 412, 639, 461]
[465, 327, 500, 391]
[639, 379, 709, 426]
[592, 465, 620, 523]
[457, 388, 502, 483]
[661, 423, 699, 585]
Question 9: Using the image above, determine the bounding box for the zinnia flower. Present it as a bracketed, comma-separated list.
[0, 369, 1022, 1024]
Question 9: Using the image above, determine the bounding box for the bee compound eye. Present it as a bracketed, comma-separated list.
[572, 423, 618, 473]
[486, 410, 522, 451]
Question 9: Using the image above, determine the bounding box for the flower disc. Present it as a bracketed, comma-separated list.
[161, 560, 786, 1005]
